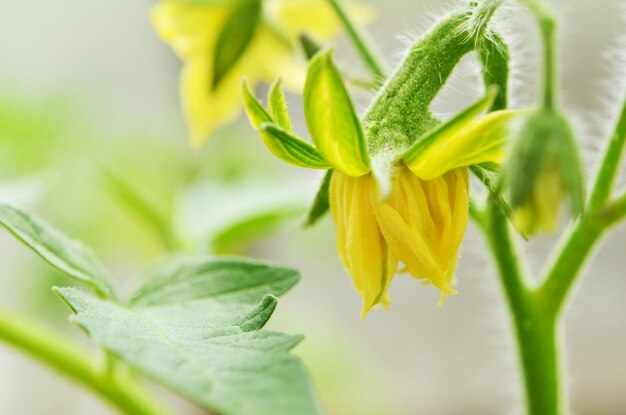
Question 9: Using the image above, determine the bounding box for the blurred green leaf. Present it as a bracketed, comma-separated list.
[179, 179, 308, 254]
[55, 257, 321, 415]
[130, 256, 299, 306]
[101, 170, 177, 250]
[213, 0, 262, 89]
[0, 204, 114, 297]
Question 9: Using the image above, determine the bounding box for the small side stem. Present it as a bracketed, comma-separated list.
[588, 97, 626, 212]
[0, 308, 173, 415]
[539, 216, 606, 316]
[325, 0, 387, 82]
[523, 0, 557, 110]
[478, 204, 560, 415]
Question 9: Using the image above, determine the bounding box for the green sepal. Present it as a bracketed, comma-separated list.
[477, 30, 509, 112]
[212, 0, 262, 90]
[304, 48, 370, 177]
[402, 86, 516, 180]
[242, 80, 329, 169]
[469, 164, 512, 216]
[299, 33, 323, 60]
[370, 154, 394, 201]
[304, 169, 333, 227]
[268, 79, 294, 133]
[260, 123, 330, 169]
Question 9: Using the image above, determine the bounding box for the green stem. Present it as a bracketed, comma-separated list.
[539, 215, 606, 316]
[479, 204, 560, 415]
[325, 0, 387, 82]
[0, 308, 174, 415]
[588, 97, 626, 212]
[523, 0, 557, 110]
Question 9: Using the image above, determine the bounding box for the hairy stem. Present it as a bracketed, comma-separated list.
[325, 0, 387, 83]
[478, 204, 560, 415]
[523, 0, 557, 110]
[588, 97, 626, 212]
[0, 307, 173, 415]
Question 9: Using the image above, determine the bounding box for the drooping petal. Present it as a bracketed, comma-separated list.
[330, 172, 397, 317]
[304, 49, 370, 176]
[372, 165, 467, 298]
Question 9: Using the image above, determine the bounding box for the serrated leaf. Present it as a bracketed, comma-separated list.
[242, 81, 330, 169]
[304, 169, 332, 227]
[0, 204, 113, 297]
[55, 260, 321, 415]
[304, 49, 370, 177]
[212, 0, 262, 90]
[268, 79, 294, 133]
[131, 257, 300, 307]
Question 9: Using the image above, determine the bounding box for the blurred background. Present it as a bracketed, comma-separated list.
[1, 0, 625, 414]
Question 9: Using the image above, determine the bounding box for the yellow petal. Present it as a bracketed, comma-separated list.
[150, 1, 229, 60]
[329, 172, 397, 317]
[264, 0, 375, 42]
[245, 24, 307, 91]
[372, 165, 467, 296]
[181, 56, 248, 147]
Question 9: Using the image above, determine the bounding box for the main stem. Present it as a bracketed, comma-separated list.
[0, 308, 173, 415]
[482, 205, 560, 414]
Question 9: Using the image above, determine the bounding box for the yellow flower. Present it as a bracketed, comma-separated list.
[330, 165, 468, 316]
[243, 48, 522, 316]
[151, 0, 371, 147]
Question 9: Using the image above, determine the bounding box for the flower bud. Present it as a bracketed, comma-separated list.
[504, 110, 584, 237]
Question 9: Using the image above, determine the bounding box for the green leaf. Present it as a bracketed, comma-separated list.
[100, 170, 176, 250]
[55, 257, 321, 415]
[131, 257, 300, 306]
[268, 79, 294, 133]
[0, 204, 114, 297]
[304, 169, 332, 227]
[299, 33, 323, 60]
[304, 49, 370, 176]
[242, 81, 329, 169]
[212, 0, 262, 90]
[210, 204, 305, 253]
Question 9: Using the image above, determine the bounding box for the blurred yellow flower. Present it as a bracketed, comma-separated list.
[151, 0, 371, 147]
